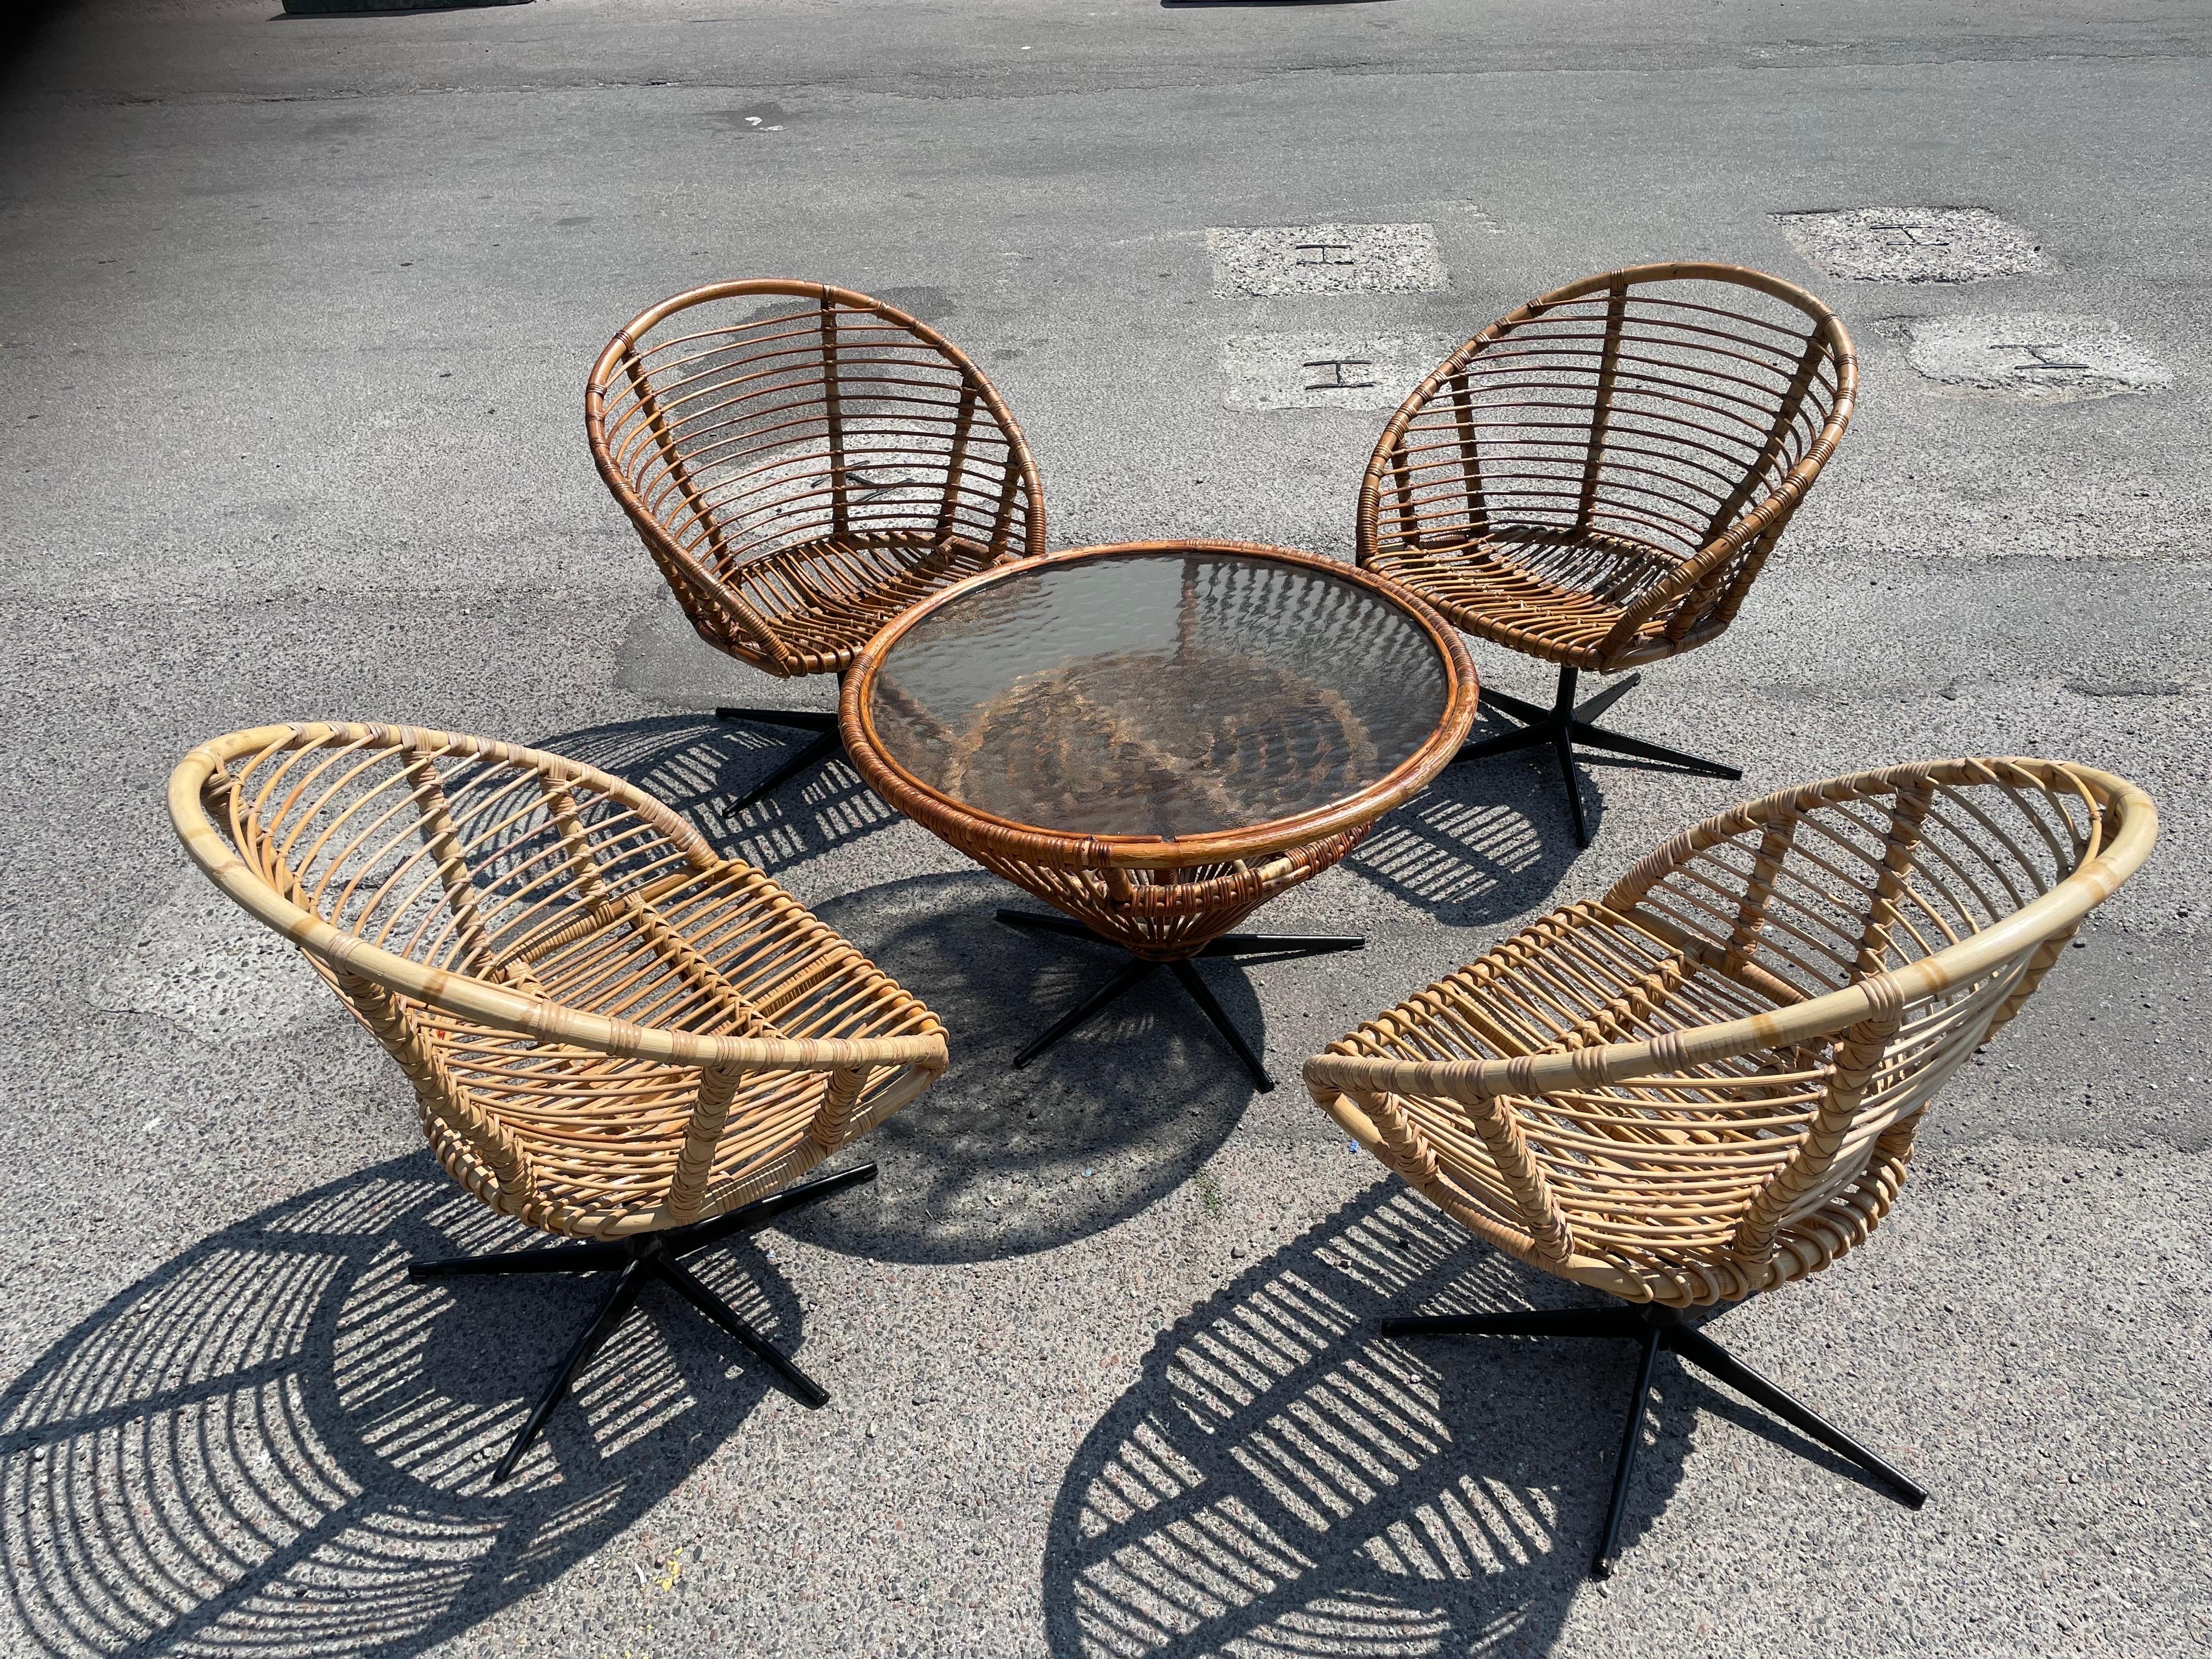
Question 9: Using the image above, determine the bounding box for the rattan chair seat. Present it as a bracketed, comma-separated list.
[1307, 758, 2157, 1307]
[719, 527, 1008, 676]
[1365, 524, 1691, 669]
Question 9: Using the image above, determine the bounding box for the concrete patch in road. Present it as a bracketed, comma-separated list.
[1886, 312, 2172, 402]
[1773, 207, 2045, 283]
[1221, 331, 1458, 411]
[1207, 223, 1447, 297]
[91, 871, 328, 1046]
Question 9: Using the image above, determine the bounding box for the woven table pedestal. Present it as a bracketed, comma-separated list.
[843, 540, 1477, 1089]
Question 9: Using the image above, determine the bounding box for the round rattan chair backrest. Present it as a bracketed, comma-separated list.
[1358, 262, 1857, 648]
[586, 280, 1047, 676]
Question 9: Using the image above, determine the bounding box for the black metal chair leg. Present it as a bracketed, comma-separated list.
[1199, 932, 1364, 960]
[1572, 671, 1642, 725]
[714, 707, 838, 731]
[652, 1252, 830, 1410]
[1014, 956, 1161, 1068]
[491, 1259, 647, 1483]
[1381, 1307, 1644, 1340]
[995, 909, 1101, 943]
[737, 727, 843, 809]
[1567, 720, 1743, 781]
[1454, 720, 1555, 764]
[1554, 724, 1590, 847]
[668, 1162, 881, 1257]
[408, 1242, 630, 1280]
[1168, 958, 1273, 1092]
[1667, 1326, 1927, 1508]
[1592, 1323, 1663, 1579]
[1470, 685, 1554, 726]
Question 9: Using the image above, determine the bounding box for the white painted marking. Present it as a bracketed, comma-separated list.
[92, 871, 328, 1045]
[1221, 332, 1458, 412]
[1774, 207, 2045, 284]
[1207, 223, 1448, 297]
[1892, 313, 2172, 401]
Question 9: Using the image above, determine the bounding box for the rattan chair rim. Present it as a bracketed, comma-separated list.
[583, 278, 1050, 675]
[167, 720, 950, 1074]
[1304, 757, 2155, 1105]
[838, 539, 1481, 871]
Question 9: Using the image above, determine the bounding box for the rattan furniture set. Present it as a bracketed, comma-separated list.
[168, 266, 2156, 1579]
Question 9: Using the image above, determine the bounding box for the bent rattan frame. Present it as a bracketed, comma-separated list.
[842, 540, 1481, 961]
[1357, 261, 1858, 674]
[168, 722, 948, 1240]
[1305, 758, 2155, 1306]
[586, 279, 1047, 680]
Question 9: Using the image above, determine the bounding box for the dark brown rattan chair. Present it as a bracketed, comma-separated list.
[1358, 262, 1857, 845]
[588, 280, 1047, 808]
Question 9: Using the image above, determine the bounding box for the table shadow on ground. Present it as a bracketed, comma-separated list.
[1, 1153, 802, 1659]
[788, 870, 1267, 1266]
[538, 713, 897, 877]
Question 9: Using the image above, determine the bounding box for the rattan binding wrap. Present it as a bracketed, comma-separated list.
[168, 723, 947, 1240]
[1358, 262, 1856, 672]
[843, 542, 1480, 962]
[587, 279, 1047, 679]
[1305, 759, 2155, 1306]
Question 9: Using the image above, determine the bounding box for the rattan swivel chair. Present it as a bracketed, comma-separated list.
[588, 280, 1047, 809]
[1359, 262, 1857, 845]
[1304, 758, 2154, 1576]
[168, 722, 948, 1483]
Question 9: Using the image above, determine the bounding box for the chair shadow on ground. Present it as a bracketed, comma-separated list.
[1042, 1180, 1901, 1658]
[0, 1152, 807, 1659]
[538, 713, 897, 878]
[1341, 722, 1583, 929]
[783, 869, 1268, 1266]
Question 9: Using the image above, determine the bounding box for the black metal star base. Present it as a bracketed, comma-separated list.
[408, 1161, 876, 1484]
[1460, 665, 1741, 848]
[1383, 1301, 1927, 1578]
[714, 706, 841, 809]
[996, 909, 1363, 1093]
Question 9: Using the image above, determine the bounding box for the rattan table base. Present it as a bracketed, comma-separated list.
[997, 910, 1360, 1092]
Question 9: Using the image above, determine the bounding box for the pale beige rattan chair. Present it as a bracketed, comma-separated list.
[587, 280, 1047, 808]
[1304, 758, 2155, 1576]
[168, 721, 947, 1483]
[1359, 262, 1857, 845]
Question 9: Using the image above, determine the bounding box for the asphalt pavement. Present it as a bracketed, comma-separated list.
[1, 2, 2207, 1655]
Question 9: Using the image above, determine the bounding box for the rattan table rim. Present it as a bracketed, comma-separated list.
[838, 539, 1481, 871]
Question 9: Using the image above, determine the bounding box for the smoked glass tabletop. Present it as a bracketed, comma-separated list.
[862, 548, 1454, 840]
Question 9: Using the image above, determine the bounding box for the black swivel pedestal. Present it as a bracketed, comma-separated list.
[716, 706, 842, 810]
[1383, 1301, 1927, 1578]
[1460, 665, 1741, 847]
[996, 910, 1362, 1093]
[409, 1163, 875, 1483]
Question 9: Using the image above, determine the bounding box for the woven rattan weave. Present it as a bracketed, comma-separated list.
[843, 541, 1479, 1087]
[1359, 262, 1857, 843]
[586, 280, 1047, 805]
[168, 722, 947, 1477]
[1304, 758, 2155, 1572]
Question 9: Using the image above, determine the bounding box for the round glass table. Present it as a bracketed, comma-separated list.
[840, 540, 1478, 1089]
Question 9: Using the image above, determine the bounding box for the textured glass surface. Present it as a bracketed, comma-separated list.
[868, 551, 1451, 838]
